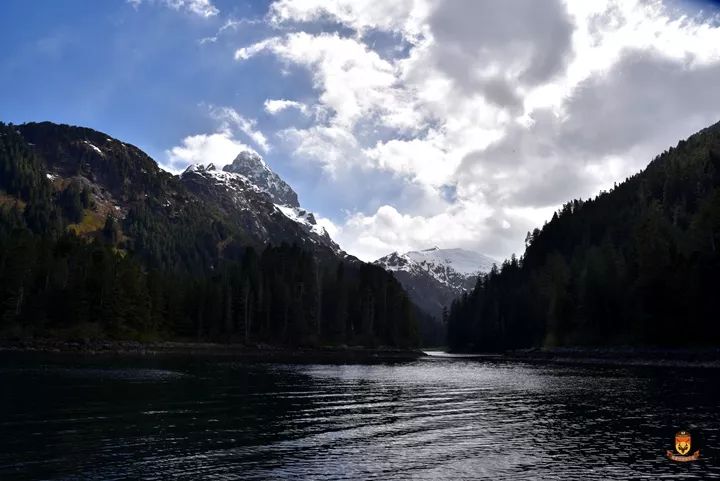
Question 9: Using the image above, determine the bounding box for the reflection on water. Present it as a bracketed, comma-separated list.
[0, 353, 719, 480]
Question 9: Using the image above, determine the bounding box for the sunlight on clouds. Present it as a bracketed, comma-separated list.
[230, 0, 720, 260]
[363, 133, 454, 187]
[279, 125, 362, 175]
[237, 32, 403, 129]
[164, 131, 253, 173]
[330, 202, 499, 262]
[268, 0, 428, 41]
[264, 99, 308, 115]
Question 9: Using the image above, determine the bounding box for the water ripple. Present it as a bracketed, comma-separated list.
[1, 356, 719, 480]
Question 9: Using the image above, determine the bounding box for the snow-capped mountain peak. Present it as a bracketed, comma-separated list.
[222, 150, 299, 207]
[377, 247, 495, 279]
[405, 247, 496, 276]
[180, 153, 340, 255]
[374, 247, 496, 319]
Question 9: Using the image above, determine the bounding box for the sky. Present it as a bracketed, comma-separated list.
[3, 0, 720, 262]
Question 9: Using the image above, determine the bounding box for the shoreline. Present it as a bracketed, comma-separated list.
[0, 338, 426, 362]
[504, 347, 720, 369]
[432, 347, 720, 369]
[4, 339, 720, 367]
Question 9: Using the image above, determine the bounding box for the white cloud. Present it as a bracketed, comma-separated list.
[236, 32, 423, 130]
[200, 18, 260, 45]
[328, 203, 491, 262]
[238, 0, 720, 261]
[163, 131, 253, 173]
[315, 216, 339, 238]
[234, 38, 278, 60]
[279, 125, 361, 175]
[268, 0, 427, 41]
[128, 0, 219, 17]
[264, 99, 308, 115]
[208, 105, 270, 152]
[363, 133, 452, 187]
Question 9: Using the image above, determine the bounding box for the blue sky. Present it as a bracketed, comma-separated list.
[3, 0, 720, 261]
[1, 0, 284, 168]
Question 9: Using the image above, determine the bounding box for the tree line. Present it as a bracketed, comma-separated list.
[0, 122, 419, 347]
[447, 121, 720, 351]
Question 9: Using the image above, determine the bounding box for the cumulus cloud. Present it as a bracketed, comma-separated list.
[427, 0, 573, 99]
[237, 32, 417, 129]
[231, 0, 720, 261]
[163, 131, 254, 173]
[279, 125, 362, 174]
[163, 104, 270, 173]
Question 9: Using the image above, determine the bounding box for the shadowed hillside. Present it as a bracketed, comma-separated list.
[0, 121, 419, 347]
[448, 120, 720, 351]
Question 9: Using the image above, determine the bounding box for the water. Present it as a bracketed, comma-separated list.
[1, 353, 719, 480]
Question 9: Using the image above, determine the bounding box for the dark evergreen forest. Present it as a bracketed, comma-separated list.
[0, 122, 419, 347]
[447, 121, 720, 351]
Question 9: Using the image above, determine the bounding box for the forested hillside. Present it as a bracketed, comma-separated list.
[447, 121, 720, 351]
[0, 122, 419, 347]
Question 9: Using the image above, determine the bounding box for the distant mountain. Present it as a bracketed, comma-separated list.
[0, 121, 419, 347]
[375, 247, 495, 319]
[447, 120, 720, 352]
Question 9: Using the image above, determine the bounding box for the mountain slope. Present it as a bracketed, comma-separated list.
[447, 120, 720, 351]
[179, 162, 341, 259]
[16, 121, 344, 268]
[376, 247, 495, 319]
[0, 121, 419, 347]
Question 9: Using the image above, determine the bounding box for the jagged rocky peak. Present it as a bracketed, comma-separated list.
[223, 150, 299, 207]
[183, 163, 217, 174]
[178, 152, 341, 255]
[375, 246, 495, 319]
[374, 247, 496, 319]
[379, 251, 411, 269]
[376, 247, 495, 277]
[405, 247, 496, 275]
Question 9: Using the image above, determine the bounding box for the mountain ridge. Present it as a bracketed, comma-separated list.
[0, 120, 420, 348]
[446, 119, 720, 351]
[375, 247, 495, 344]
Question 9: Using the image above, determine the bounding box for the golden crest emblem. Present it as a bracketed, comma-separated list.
[667, 430, 700, 462]
[675, 431, 691, 455]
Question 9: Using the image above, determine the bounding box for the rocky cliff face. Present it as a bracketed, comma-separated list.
[222, 150, 299, 207]
[180, 162, 341, 257]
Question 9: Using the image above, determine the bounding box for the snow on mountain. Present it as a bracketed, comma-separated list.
[377, 247, 495, 288]
[274, 204, 328, 238]
[375, 247, 496, 319]
[182, 163, 264, 198]
[82, 140, 104, 157]
[405, 247, 496, 276]
[222, 150, 299, 207]
[180, 155, 342, 256]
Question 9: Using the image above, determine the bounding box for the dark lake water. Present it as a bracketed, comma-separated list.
[1, 353, 719, 480]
